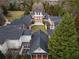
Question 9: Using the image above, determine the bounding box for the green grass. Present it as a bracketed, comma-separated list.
[6, 11, 24, 22]
[15, 55, 31, 59]
[32, 25, 47, 32]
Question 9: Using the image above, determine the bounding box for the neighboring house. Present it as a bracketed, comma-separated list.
[0, 2, 61, 59]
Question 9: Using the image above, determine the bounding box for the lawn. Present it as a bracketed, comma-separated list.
[6, 11, 24, 22]
[15, 55, 30, 59]
[32, 25, 47, 32]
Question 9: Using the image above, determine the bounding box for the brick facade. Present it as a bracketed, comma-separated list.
[32, 54, 48, 59]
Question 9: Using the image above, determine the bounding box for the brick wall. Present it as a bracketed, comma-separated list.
[32, 54, 48, 59]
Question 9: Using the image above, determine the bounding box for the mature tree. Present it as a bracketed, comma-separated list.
[74, 0, 79, 41]
[62, 0, 79, 45]
[62, 0, 78, 13]
[24, 0, 33, 15]
[0, 51, 5, 59]
[0, 13, 6, 26]
[44, 3, 65, 16]
[24, 5, 31, 15]
[49, 12, 79, 59]
[1, 6, 8, 16]
[9, 3, 20, 11]
[9, 0, 21, 11]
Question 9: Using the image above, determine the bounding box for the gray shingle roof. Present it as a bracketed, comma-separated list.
[11, 15, 32, 26]
[43, 13, 61, 27]
[0, 25, 23, 44]
[50, 16, 61, 26]
[30, 30, 48, 54]
[0, 25, 32, 44]
[22, 29, 32, 35]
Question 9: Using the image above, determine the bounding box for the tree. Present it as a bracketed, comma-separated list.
[1, 6, 8, 16]
[49, 12, 79, 59]
[24, 5, 30, 15]
[74, 0, 79, 41]
[24, 0, 33, 15]
[0, 51, 5, 59]
[0, 13, 6, 26]
[44, 3, 65, 16]
[62, 0, 78, 13]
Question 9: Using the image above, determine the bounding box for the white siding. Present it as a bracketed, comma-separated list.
[0, 45, 2, 51]
[7, 40, 20, 49]
[19, 35, 31, 43]
[33, 47, 47, 53]
[1, 42, 8, 54]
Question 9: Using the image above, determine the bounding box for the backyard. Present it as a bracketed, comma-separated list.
[6, 11, 24, 22]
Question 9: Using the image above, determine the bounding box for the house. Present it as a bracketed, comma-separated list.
[0, 2, 61, 59]
[11, 2, 61, 30]
[0, 25, 48, 59]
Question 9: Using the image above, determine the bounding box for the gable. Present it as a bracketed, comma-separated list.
[33, 47, 47, 53]
[20, 35, 31, 42]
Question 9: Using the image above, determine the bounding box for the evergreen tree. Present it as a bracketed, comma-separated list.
[44, 3, 65, 16]
[0, 51, 5, 59]
[49, 12, 79, 59]
[1, 6, 8, 16]
[24, 0, 33, 15]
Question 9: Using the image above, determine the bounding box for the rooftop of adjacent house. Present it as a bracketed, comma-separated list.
[47, 16, 61, 26]
[11, 15, 32, 26]
[11, 13, 61, 26]
[0, 25, 32, 44]
[30, 30, 48, 54]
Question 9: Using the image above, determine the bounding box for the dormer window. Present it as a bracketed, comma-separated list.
[19, 42, 30, 55]
[24, 43, 30, 48]
[23, 42, 30, 49]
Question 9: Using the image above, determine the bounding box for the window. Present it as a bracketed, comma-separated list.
[22, 42, 30, 48]
[38, 55, 41, 59]
[22, 49, 29, 55]
[24, 44, 30, 48]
